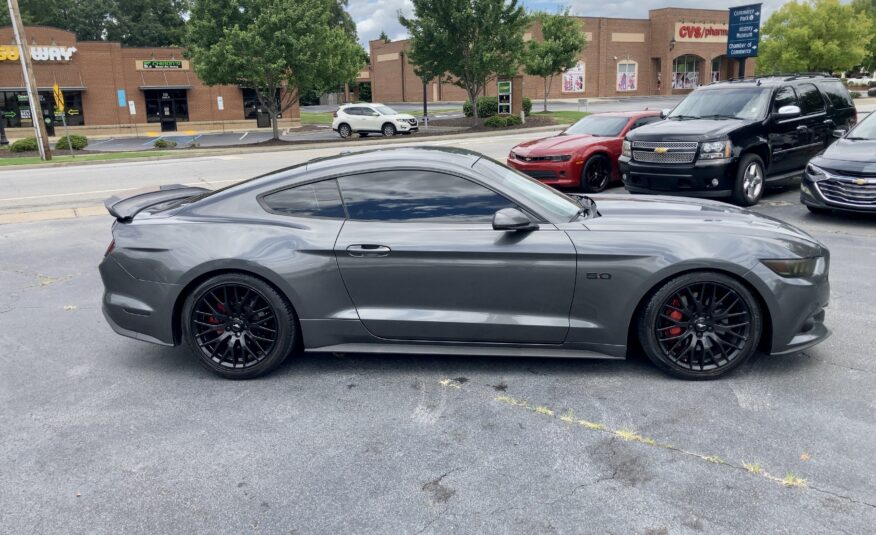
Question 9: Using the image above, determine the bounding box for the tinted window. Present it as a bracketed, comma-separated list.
[565, 115, 631, 136]
[772, 86, 798, 112]
[630, 116, 661, 130]
[344, 107, 362, 116]
[797, 83, 825, 115]
[819, 80, 854, 109]
[262, 179, 346, 218]
[670, 87, 770, 120]
[338, 170, 515, 222]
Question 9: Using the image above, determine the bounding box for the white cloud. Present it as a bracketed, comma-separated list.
[349, 0, 414, 49]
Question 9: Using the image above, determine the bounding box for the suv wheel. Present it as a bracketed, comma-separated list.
[338, 123, 352, 138]
[382, 123, 397, 137]
[732, 154, 765, 206]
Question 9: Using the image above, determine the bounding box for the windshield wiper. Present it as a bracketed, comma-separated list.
[670, 114, 700, 120]
[568, 194, 600, 221]
[844, 136, 871, 141]
[698, 114, 741, 120]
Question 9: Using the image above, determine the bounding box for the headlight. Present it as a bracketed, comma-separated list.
[509, 151, 516, 160]
[699, 140, 731, 160]
[761, 257, 825, 278]
[546, 155, 571, 162]
[622, 140, 631, 158]
[806, 163, 829, 181]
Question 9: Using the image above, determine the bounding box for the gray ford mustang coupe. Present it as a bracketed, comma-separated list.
[100, 147, 830, 380]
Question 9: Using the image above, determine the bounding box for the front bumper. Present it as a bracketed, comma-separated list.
[99, 255, 180, 346]
[507, 158, 582, 188]
[800, 169, 876, 213]
[619, 155, 738, 198]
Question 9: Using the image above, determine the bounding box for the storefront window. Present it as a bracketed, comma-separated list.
[561, 62, 585, 93]
[0, 91, 84, 127]
[242, 88, 281, 119]
[711, 58, 721, 83]
[616, 61, 638, 91]
[672, 55, 701, 89]
[143, 89, 189, 123]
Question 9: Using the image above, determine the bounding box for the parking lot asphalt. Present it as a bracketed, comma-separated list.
[1, 182, 875, 533]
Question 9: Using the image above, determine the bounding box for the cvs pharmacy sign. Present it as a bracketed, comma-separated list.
[674, 22, 729, 43]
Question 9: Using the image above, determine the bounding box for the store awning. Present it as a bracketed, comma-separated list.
[137, 70, 192, 90]
[138, 85, 192, 90]
[1, 70, 86, 91]
[0, 86, 87, 91]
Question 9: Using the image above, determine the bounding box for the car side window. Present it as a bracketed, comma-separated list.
[630, 116, 661, 130]
[363, 107, 379, 116]
[797, 83, 826, 115]
[772, 86, 798, 112]
[338, 170, 517, 223]
[261, 179, 346, 219]
[819, 81, 854, 109]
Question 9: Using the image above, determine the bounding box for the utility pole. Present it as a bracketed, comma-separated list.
[7, 0, 51, 160]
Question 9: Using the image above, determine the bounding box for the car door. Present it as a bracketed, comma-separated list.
[333, 169, 577, 344]
[768, 86, 808, 175]
[343, 107, 365, 131]
[359, 106, 382, 132]
[795, 83, 831, 159]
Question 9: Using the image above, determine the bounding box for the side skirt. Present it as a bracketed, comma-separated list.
[305, 343, 625, 360]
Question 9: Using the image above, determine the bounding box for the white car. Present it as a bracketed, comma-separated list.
[331, 103, 418, 138]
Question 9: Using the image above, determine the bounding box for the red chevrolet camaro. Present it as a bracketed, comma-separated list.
[508, 111, 663, 192]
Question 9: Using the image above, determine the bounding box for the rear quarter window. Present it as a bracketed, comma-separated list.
[261, 179, 346, 218]
[818, 80, 854, 109]
[796, 83, 826, 115]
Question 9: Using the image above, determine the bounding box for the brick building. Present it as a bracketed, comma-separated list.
[0, 26, 299, 135]
[370, 8, 757, 103]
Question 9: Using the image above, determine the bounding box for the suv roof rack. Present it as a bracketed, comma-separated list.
[712, 72, 836, 86]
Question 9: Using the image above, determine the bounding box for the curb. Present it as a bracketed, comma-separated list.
[0, 124, 566, 172]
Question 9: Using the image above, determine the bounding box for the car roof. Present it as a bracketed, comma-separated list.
[306, 146, 482, 173]
[705, 74, 843, 89]
[340, 102, 380, 108]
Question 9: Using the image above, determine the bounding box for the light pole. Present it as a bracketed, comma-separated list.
[6, 0, 51, 160]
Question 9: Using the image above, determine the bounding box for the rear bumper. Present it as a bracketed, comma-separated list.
[507, 158, 582, 188]
[99, 255, 180, 346]
[619, 155, 737, 197]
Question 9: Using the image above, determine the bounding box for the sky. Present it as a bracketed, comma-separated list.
[348, 0, 801, 48]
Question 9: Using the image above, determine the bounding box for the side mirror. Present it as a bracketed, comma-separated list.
[832, 128, 847, 139]
[492, 207, 538, 232]
[660, 108, 672, 119]
[775, 105, 801, 118]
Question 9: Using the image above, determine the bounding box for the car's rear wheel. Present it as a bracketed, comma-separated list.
[732, 154, 765, 206]
[382, 123, 397, 137]
[580, 154, 611, 193]
[338, 123, 352, 138]
[638, 272, 762, 380]
[182, 273, 298, 379]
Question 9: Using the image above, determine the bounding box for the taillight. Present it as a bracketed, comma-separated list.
[332, 111, 338, 118]
[105, 240, 115, 257]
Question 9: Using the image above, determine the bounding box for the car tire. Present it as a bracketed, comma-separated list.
[732, 154, 765, 206]
[358, 132, 369, 138]
[338, 123, 352, 138]
[182, 273, 298, 380]
[638, 271, 762, 380]
[806, 205, 832, 215]
[580, 154, 611, 193]
[382, 123, 397, 137]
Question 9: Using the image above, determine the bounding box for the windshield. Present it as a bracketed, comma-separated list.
[846, 112, 876, 140]
[473, 157, 583, 221]
[564, 115, 630, 136]
[669, 87, 770, 120]
[375, 105, 398, 115]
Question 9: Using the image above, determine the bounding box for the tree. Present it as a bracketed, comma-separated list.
[852, 0, 876, 70]
[399, 0, 529, 122]
[186, 0, 364, 140]
[0, 0, 114, 41]
[378, 30, 390, 43]
[758, 0, 873, 74]
[522, 10, 587, 112]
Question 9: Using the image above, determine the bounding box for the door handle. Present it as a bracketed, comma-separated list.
[796, 125, 809, 132]
[346, 244, 391, 257]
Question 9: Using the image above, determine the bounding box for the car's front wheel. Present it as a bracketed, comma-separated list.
[382, 123, 397, 137]
[182, 273, 298, 379]
[732, 154, 765, 206]
[580, 154, 611, 193]
[638, 272, 762, 380]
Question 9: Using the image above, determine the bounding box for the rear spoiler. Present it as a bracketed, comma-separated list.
[105, 184, 209, 222]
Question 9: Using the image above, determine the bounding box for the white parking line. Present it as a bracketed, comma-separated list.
[239, 132, 249, 140]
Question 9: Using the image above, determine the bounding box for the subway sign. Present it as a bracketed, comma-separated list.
[0, 45, 77, 62]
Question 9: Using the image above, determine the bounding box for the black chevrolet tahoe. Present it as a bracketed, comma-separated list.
[619, 75, 857, 205]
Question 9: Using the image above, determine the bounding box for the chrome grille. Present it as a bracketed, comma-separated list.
[407, 118, 417, 126]
[631, 141, 697, 164]
[816, 177, 876, 207]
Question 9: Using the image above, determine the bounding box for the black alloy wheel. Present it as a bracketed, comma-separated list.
[639, 272, 762, 379]
[338, 123, 352, 138]
[581, 155, 611, 193]
[183, 273, 297, 379]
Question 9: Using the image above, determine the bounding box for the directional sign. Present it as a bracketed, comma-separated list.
[727, 3, 762, 58]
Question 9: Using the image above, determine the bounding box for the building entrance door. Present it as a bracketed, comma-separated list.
[144, 89, 188, 132]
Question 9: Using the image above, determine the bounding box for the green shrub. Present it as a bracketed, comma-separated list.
[153, 138, 177, 149]
[55, 134, 88, 150]
[463, 96, 500, 118]
[522, 97, 532, 116]
[484, 114, 523, 128]
[850, 91, 862, 99]
[10, 137, 38, 152]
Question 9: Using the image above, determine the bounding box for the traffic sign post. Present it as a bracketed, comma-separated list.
[727, 3, 762, 78]
[53, 82, 74, 157]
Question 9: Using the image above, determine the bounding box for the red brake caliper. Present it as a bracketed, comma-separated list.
[667, 298, 683, 336]
[209, 301, 226, 334]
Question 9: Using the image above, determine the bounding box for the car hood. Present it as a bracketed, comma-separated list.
[626, 118, 752, 142]
[579, 195, 821, 247]
[813, 139, 876, 173]
[513, 134, 612, 155]
[395, 113, 416, 120]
